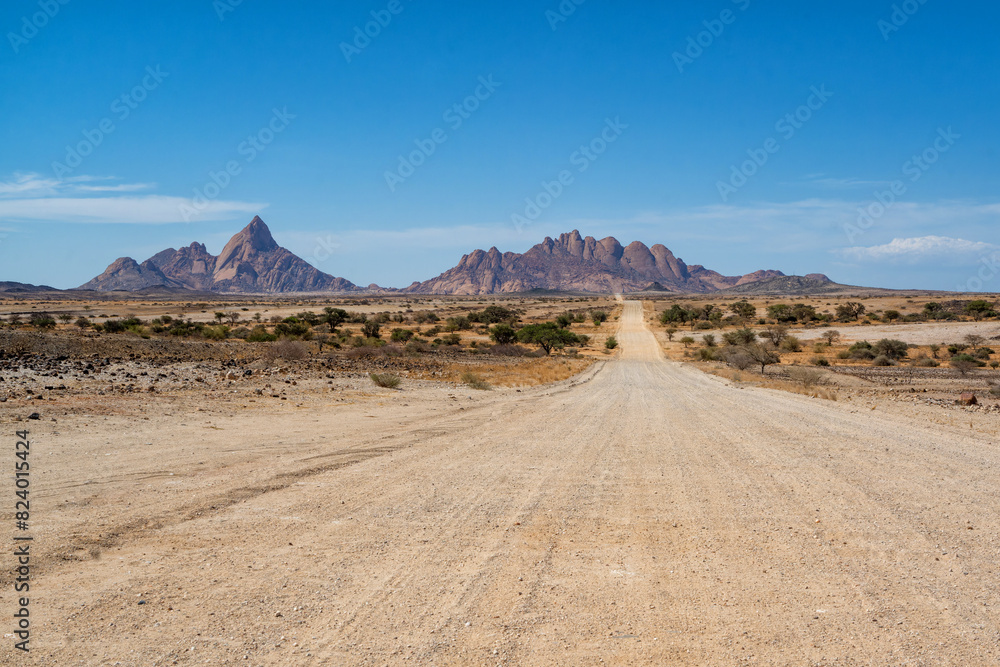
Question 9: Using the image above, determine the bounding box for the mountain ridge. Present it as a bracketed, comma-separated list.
[79, 216, 359, 293]
[404, 230, 791, 294]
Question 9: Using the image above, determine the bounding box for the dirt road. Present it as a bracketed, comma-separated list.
[8, 301, 1000, 665]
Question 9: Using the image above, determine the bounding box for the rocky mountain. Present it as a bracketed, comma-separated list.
[79, 217, 359, 293]
[405, 230, 787, 294]
[719, 274, 845, 295]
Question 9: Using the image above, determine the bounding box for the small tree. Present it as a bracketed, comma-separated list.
[679, 336, 696, 349]
[664, 327, 678, 341]
[702, 334, 717, 347]
[58, 313, 73, 325]
[884, 310, 901, 323]
[730, 300, 756, 321]
[361, 321, 381, 339]
[723, 328, 757, 346]
[965, 333, 986, 348]
[761, 325, 789, 347]
[214, 311, 225, 324]
[836, 302, 866, 322]
[75, 316, 91, 329]
[821, 330, 841, 346]
[516, 322, 580, 355]
[226, 311, 241, 325]
[743, 342, 781, 374]
[591, 310, 608, 326]
[929, 343, 941, 359]
[873, 339, 909, 360]
[489, 323, 518, 345]
[965, 300, 996, 321]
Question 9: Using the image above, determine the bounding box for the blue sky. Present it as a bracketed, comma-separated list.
[1, 0, 998, 291]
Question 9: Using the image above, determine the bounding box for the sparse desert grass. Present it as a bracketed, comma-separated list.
[370, 373, 401, 389]
[707, 365, 839, 401]
[460, 371, 492, 391]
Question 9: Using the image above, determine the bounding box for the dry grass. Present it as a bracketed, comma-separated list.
[705, 365, 839, 401]
[420, 357, 593, 388]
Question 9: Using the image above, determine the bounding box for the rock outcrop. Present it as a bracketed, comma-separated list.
[80, 216, 359, 293]
[405, 230, 786, 294]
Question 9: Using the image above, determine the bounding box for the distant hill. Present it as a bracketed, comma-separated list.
[405, 230, 787, 295]
[79, 216, 360, 293]
[0, 281, 60, 293]
[718, 274, 850, 295]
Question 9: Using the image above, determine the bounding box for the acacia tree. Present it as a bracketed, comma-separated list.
[743, 342, 781, 374]
[516, 322, 580, 354]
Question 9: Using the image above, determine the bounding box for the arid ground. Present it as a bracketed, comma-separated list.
[3, 299, 1000, 665]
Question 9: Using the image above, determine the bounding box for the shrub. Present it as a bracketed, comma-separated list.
[272, 339, 308, 361]
[489, 323, 518, 345]
[702, 334, 716, 347]
[679, 336, 696, 348]
[787, 366, 823, 387]
[203, 325, 230, 341]
[872, 355, 896, 366]
[591, 310, 608, 326]
[873, 339, 909, 360]
[812, 356, 830, 367]
[780, 336, 802, 353]
[694, 320, 714, 330]
[469, 305, 518, 324]
[605, 335, 618, 350]
[821, 330, 842, 345]
[698, 347, 720, 361]
[369, 373, 401, 389]
[360, 321, 381, 338]
[911, 357, 939, 367]
[460, 371, 491, 390]
[75, 316, 92, 329]
[390, 328, 414, 343]
[247, 325, 278, 342]
[951, 354, 985, 374]
[441, 333, 462, 346]
[723, 350, 754, 371]
[723, 328, 757, 346]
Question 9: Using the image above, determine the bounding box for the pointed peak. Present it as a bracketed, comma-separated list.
[233, 215, 277, 251]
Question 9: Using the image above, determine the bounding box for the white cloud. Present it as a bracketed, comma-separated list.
[839, 236, 1000, 263]
[0, 196, 267, 224]
[0, 172, 265, 224]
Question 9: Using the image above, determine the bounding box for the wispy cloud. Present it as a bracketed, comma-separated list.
[0, 172, 265, 224]
[0, 196, 266, 224]
[789, 175, 896, 189]
[838, 236, 1000, 263]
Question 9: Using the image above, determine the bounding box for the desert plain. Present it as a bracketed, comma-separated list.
[2, 292, 1000, 665]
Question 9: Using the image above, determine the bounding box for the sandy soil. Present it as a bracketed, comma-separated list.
[4, 302, 1000, 665]
[791, 320, 1000, 346]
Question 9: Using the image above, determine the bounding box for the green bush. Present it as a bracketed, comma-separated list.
[247, 325, 278, 342]
[812, 356, 830, 367]
[605, 335, 618, 350]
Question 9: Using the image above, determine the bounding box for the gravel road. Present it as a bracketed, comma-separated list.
[7, 301, 1000, 665]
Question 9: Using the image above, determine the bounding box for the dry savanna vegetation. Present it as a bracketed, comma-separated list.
[649, 293, 1000, 409]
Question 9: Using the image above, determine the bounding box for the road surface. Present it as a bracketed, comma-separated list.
[9, 301, 1000, 665]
